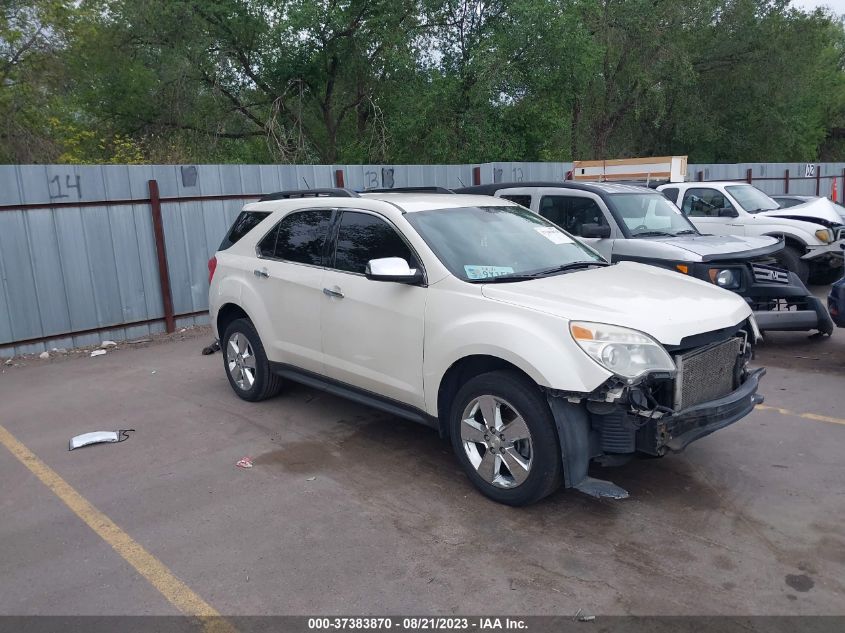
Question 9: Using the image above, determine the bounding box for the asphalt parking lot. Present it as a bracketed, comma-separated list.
[1, 316, 843, 618]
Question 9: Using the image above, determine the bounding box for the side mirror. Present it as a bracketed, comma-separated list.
[717, 207, 738, 218]
[580, 223, 611, 239]
[365, 257, 423, 284]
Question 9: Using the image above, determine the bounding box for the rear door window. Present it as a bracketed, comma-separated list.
[262, 209, 333, 265]
[499, 194, 532, 208]
[219, 211, 270, 249]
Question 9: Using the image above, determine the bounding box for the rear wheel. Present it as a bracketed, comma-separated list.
[222, 318, 283, 401]
[774, 245, 809, 285]
[449, 370, 562, 506]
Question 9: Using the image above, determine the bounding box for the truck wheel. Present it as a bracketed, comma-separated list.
[449, 370, 562, 506]
[222, 318, 283, 402]
[809, 264, 844, 286]
[775, 245, 809, 285]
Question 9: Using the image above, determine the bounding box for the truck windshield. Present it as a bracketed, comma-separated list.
[725, 185, 779, 213]
[608, 193, 699, 237]
[406, 205, 604, 282]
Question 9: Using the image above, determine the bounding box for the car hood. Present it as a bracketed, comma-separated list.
[649, 234, 780, 261]
[480, 261, 751, 346]
[760, 198, 844, 225]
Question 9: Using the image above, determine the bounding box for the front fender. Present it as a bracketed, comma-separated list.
[423, 290, 611, 415]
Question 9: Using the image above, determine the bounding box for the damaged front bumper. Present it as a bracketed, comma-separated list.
[547, 338, 765, 499]
[654, 367, 764, 452]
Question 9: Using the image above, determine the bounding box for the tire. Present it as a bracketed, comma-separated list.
[222, 318, 283, 402]
[774, 245, 809, 285]
[449, 370, 562, 506]
[809, 264, 844, 286]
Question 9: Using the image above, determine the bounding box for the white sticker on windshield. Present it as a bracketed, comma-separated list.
[464, 265, 514, 280]
[535, 226, 573, 244]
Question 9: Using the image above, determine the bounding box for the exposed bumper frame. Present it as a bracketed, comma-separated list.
[661, 367, 765, 451]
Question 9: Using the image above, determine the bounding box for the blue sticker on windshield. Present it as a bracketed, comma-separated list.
[464, 265, 514, 280]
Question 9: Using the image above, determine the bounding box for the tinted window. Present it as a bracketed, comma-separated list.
[681, 188, 735, 217]
[500, 194, 532, 208]
[268, 210, 332, 265]
[660, 187, 679, 203]
[257, 224, 279, 257]
[333, 212, 415, 274]
[220, 211, 270, 249]
[539, 196, 609, 237]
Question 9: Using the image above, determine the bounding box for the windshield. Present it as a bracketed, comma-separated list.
[725, 185, 779, 213]
[607, 193, 698, 237]
[405, 205, 604, 282]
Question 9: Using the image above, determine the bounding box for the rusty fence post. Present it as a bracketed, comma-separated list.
[816, 166, 821, 196]
[148, 179, 176, 334]
[334, 169, 345, 188]
[784, 169, 790, 193]
[472, 166, 481, 186]
[746, 168, 752, 184]
[697, 170, 704, 181]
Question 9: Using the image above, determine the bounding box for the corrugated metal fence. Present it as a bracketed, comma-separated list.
[0, 161, 841, 356]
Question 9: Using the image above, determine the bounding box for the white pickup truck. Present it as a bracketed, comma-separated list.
[656, 182, 845, 284]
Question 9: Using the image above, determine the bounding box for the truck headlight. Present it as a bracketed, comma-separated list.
[815, 229, 833, 243]
[570, 321, 676, 379]
[707, 268, 740, 289]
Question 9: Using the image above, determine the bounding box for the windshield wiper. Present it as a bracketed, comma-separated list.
[673, 229, 698, 235]
[472, 261, 609, 283]
[632, 230, 674, 237]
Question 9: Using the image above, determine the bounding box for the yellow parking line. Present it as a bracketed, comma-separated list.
[0, 424, 237, 633]
[756, 404, 845, 426]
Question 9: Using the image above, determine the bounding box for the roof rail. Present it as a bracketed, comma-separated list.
[258, 188, 360, 201]
[363, 186, 455, 194]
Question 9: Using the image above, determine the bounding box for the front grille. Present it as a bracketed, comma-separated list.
[752, 263, 789, 284]
[673, 338, 742, 411]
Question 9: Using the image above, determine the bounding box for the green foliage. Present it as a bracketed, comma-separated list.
[3, 0, 845, 164]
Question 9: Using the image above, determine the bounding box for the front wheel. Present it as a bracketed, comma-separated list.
[774, 245, 809, 285]
[449, 370, 562, 506]
[222, 318, 283, 401]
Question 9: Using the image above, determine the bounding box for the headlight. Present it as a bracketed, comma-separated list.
[815, 229, 833, 243]
[570, 321, 675, 379]
[708, 268, 740, 289]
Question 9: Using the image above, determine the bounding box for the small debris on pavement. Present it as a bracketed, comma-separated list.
[306, 476, 316, 481]
[69, 429, 134, 451]
[39, 351, 49, 360]
[236, 457, 253, 469]
[573, 609, 595, 622]
[150, 370, 157, 374]
[101, 340, 117, 348]
[51, 347, 68, 354]
[90, 349, 107, 357]
[4, 358, 13, 366]
[128, 338, 152, 345]
[202, 341, 220, 355]
[180, 328, 187, 333]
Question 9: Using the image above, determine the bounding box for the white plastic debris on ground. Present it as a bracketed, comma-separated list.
[90, 349, 107, 357]
[39, 351, 50, 360]
[101, 340, 117, 348]
[236, 457, 253, 469]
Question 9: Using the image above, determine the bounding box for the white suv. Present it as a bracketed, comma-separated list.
[209, 188, 765, 506]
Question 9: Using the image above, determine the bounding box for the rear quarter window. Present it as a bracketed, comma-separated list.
[219, 211, 270, 250]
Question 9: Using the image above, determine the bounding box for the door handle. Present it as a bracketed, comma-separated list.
[322, 287, 344, 298]
[253, 268, 269, 278]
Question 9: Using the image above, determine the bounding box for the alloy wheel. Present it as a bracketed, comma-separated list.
[460, 395, 533, 488]
[226, 332, 257, 390]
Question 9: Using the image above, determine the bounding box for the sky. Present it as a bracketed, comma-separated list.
[793, 0, 845, 14]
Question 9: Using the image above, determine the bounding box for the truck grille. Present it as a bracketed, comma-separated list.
[673, 338, 742, 411]
[752, 263, 789, 284]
